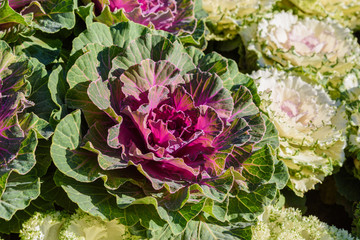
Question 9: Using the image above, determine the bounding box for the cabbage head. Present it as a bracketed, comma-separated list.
[51, 21, 288, 238]
[241, 11, 360, 78]
[251, 68, 347, 195]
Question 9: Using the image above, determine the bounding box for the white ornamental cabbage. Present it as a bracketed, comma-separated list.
[251, 68, 347, 195]
[252, 205, 358, 240]
[202, 0, 278, 40]
[287, 0, 360, 30]
[241, 11, 360, 76]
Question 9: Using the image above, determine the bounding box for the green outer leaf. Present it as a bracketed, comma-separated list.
[50, 110, 104, 183]
[20, 113, 53, 140]
[158, 200, 205, 235]
[202, 198, 228, 222]
[26, 58, 57, 121]
[112, 34, 195, 74]
[54, 170, 126, 220]
[7, 129, 37, 176]
[196, 169, 234, 203]
[242, 145, 274, 184]
[55, 171, 165, 231]
[24, 0, 77, 33]
[87, 79, 111, 110]
[195, 52, 249, 92]
[40, 174, 78, 211]
[254, 114, 279, 150]
[71, 22, 113, 55]
[231, 86, 259, 120]
[159, 187, 190, 211]
[95, 6, 129, 27]
[0, 0, 27, 25]
[227, 183, 278, 223]
[70, 21, 155, 58]
[32, 139, 52, 177]
[178, 19, 207, 49]
[67, 43, 106, 88]
[76, 3, 94, 28]
[268, 160, 289, 190]
[48, 64, 68, 125]
[15, 35, 62, 66]
[149, 219, 243, 240]
[0, 169, 40, 221]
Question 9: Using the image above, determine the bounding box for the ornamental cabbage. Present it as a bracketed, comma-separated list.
[251, 68, 347, 195]
[241, 11, 360, 77]
[202, 0, 278, 40]
[19, 209, 135, 240]
[252, 205, 358, 240]
[51, 21, 287, 238]
[286, 0, 360, 30]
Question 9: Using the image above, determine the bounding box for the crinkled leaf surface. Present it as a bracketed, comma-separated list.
[23, 0, 77, 33]
[25, 58, 57, 121]
[0, 168, 40, 221]
[51, 110, 104, 183]
[15, 35, 62, 66]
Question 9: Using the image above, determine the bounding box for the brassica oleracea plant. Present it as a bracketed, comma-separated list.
[251, 68, 347, 195]
[50, 21, 288, 239]
[252, 205, 358, 239]
[240, 11, 360, 77]
[20, 209, 136, 240]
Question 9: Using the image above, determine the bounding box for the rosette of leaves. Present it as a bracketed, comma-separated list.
[51, 21, 288, 239]
[202, 0, 279, 41]
[283, 0, 360, 30]
[250, 68, 348, 196]
[240, 11, 360, 79]
[0, 0, 77, 34]
[0, 40, 53, 225]
[80, 0, 206, 48]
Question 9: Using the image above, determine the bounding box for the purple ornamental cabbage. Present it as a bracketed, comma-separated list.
[51, 22, 286, 237]
[89, 0, 196, 34]
[101, 61, 261, 184]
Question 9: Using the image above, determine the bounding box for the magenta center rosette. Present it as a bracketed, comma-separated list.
[104, 59, 238, 185]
